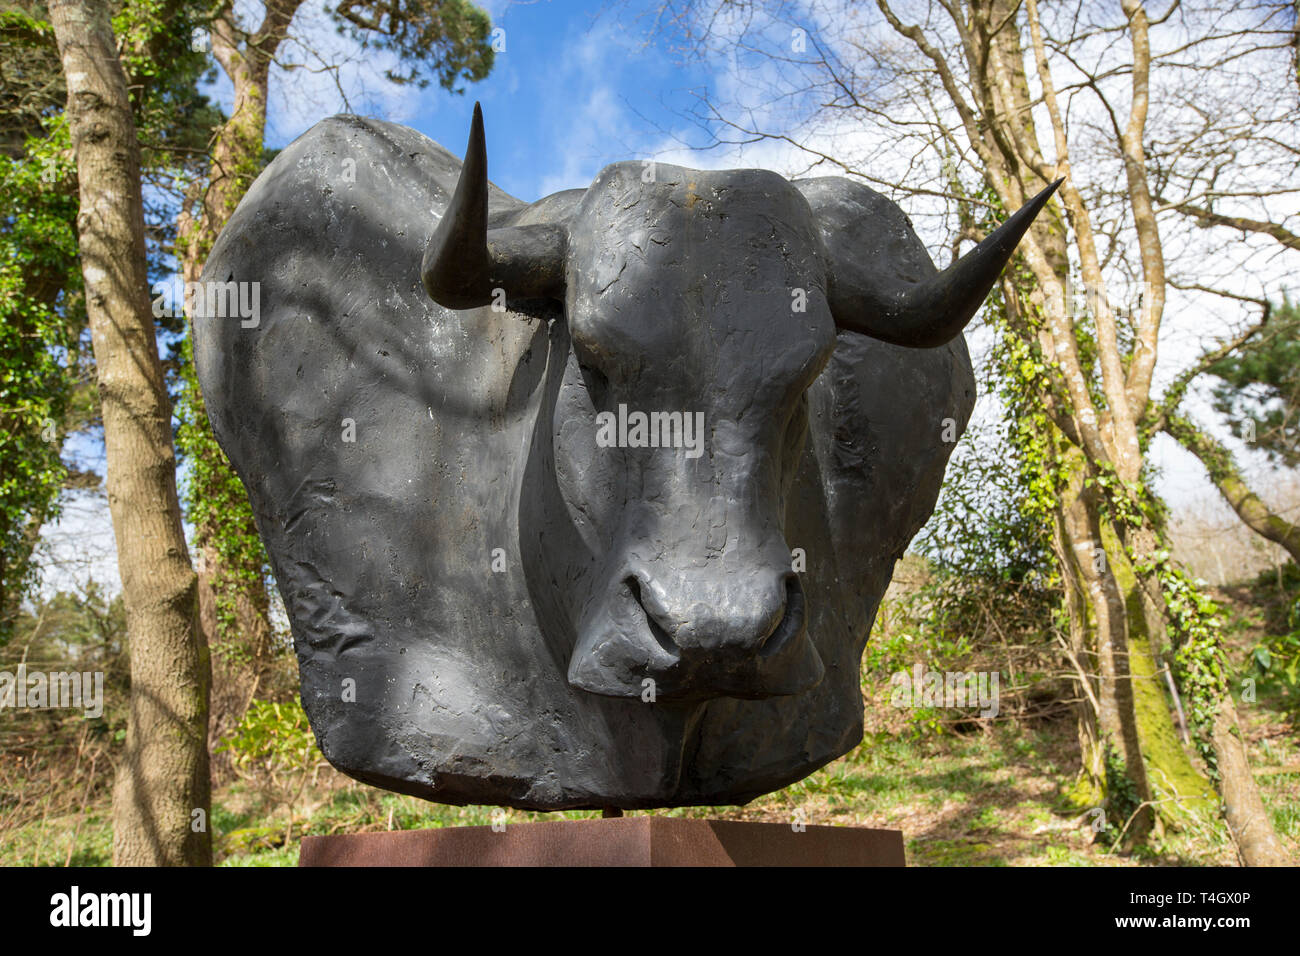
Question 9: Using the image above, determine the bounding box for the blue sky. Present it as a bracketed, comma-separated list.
[261, 0, 727, 203]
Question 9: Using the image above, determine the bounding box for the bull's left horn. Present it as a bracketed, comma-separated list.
[827, 179, 1062, 348]
[422, 102, 566, 310]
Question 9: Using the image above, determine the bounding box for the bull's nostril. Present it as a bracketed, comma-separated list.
[626, 576, 679, 656]
[759, 576, 805, 659]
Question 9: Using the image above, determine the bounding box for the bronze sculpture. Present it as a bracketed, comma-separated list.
[194, 105, 1057, 810]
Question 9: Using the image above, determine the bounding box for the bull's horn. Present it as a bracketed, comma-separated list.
[828, 179, 1062, 348]
[422, 102, 566, 310]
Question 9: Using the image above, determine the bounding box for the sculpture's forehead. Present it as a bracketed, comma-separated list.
[571, 161, 826, 289]
[585, 160, 803, 206]
[565, 161, 834, 376]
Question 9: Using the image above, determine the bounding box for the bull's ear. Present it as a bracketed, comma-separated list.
[422, 103, 567, 310]
[808, 178, 1061, 348]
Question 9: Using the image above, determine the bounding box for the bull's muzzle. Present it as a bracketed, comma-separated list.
[567, 570, 825, 701]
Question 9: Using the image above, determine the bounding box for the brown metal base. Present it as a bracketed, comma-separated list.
[298, 817, 905, 867]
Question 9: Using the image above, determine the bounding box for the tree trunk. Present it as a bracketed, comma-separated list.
[1165, 414, 1300, 566]
[1062, 469, 1155, 842]
[177, 8, 281, 285]
[1102, 522, 1216, 823]
[1051, 446, 1107, 810]
[49, 0, 211, 866]
[970, 0, 1274, 860]
[1212, 695, 1294, 865]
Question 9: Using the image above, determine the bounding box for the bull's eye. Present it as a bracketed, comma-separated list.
[578, 362, 609, 407]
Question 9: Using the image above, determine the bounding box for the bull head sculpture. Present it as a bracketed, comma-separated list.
[421, 104, 1058, 703]
[193, 106, 1058, 809]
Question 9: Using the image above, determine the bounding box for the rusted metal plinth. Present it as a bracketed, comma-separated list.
[299, 817, 905, 867]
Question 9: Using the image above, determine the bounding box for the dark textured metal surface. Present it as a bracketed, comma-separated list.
[298, 818, 906, 867]
[193, 112, 1017, 810]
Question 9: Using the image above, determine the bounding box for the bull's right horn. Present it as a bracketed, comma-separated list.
[825, 179, 1062, 348]
[422, 102, 567, 310]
